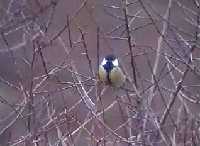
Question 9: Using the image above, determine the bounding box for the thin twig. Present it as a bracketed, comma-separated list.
[122, 0, 137, 87]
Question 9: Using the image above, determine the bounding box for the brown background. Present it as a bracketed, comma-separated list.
[0, 0, 200, 145]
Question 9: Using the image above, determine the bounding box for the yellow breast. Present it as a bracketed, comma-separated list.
[98, 65, 108, 83]
[109, 67, 126, 87]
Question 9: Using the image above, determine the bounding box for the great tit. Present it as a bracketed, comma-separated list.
[98, 54, 126, 87]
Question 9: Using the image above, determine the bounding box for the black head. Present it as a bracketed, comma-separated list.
[105, 54, 116, 62]
[102, 54, 118, 73]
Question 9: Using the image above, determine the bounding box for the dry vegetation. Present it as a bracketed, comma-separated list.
[0, 0, 200, 146]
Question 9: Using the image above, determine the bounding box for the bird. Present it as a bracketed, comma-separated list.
[98, 54, 126, 87]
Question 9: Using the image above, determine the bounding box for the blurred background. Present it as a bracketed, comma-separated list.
[0, 0, 200, 145]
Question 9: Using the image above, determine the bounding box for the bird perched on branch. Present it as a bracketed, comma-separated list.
[98, 54, 126, 87]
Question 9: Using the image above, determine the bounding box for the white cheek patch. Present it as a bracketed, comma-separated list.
[113, 59, 119, 66]
[101, 58, 107, 65]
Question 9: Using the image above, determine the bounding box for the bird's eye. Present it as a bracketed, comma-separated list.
[112, 59, 119, 66]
